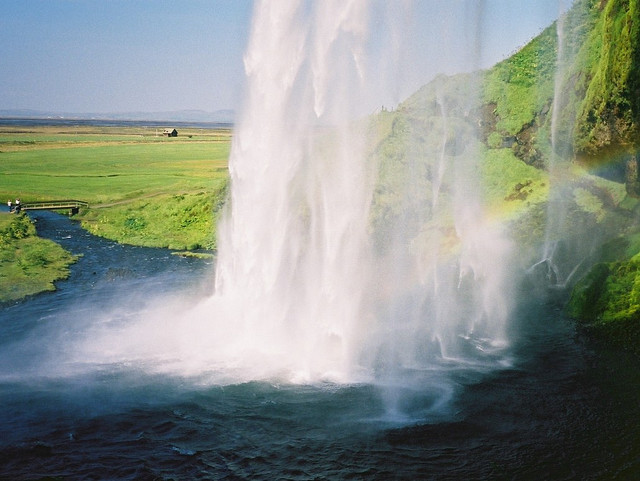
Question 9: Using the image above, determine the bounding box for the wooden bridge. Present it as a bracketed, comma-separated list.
[20, 200, 88, 215]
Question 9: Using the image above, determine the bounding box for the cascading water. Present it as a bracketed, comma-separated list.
[205, 0, 515, 396]
[535, 0, 576, 288]
[533, 0, 600, 291]
[209, 1, 376, 383]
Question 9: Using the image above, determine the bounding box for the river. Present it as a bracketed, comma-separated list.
[0, 211, 638, 480]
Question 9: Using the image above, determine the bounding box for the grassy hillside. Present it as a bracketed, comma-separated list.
[573, 0, 640, 160]
[78, 187, 228, 250]
[556, 0, 640, 353]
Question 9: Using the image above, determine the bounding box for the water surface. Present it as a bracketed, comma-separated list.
[0, 212, 638, 480]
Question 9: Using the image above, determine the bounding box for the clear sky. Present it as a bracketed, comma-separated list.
[0, 0, 566, 115]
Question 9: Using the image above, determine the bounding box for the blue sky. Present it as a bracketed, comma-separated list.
[1, 0, 565, 114]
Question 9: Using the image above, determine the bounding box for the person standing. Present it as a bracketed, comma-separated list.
[7, 200, 12, 212]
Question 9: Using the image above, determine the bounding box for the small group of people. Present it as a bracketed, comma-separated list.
[7, 198, 21, 213]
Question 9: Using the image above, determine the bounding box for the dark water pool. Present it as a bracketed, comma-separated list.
[0, 212, 638, 480]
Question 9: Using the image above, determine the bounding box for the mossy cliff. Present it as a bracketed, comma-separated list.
[368, 0, 640, 352]
[561, 0, 640, 353]
[573, 0, 640, 165]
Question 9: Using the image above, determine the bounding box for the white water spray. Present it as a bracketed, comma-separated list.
[210, 0, 377, 382]
[537, 1, 572, 287]
[205, 0, 515, 386]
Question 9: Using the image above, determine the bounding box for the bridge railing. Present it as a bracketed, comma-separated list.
[20, 200, 89, 211]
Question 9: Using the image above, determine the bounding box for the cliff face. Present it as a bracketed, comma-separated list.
[561, 0, 640, 201]
[574, 0, 640, 161]
[482, 0, 640, 189]
[371, 0, 635, 254]
[487, 0, 640, 350]
[369, 0, 640, 352]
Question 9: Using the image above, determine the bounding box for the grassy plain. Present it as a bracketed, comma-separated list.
[0, 124, 230, 202]
[0, 124, 231, 250]
[0, 123, 231, 300]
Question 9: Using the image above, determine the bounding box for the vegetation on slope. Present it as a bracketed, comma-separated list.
[369, 0, 632, 258]
[573, 0, 640, 160]
[483, 19, 557, 148]
[554, 0, 640, 353]
[367, 0, 640, 353]
[487, 0, 640, 353]
[78, 184, 228, 250]
[568, 256, 640, 355]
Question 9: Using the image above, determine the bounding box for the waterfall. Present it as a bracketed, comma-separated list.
[537, 0, 573, 287]
[533, 0, 592, 291]
[211, 0, 376, 382]
[208, 0, 515, 391]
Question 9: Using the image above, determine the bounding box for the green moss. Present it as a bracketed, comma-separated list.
[573, 0, 640, 158]
[481, 148, 549, 217]
[568, 259, 640, 323]
[487, 132, 503, 149]
[483, 21, 557, 136]
[573, 187, 605, 221]
[568, 262, 612, 319]
[569, 259, 640, 354]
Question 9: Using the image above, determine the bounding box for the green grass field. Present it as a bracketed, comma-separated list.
[0, 125, 230, 203]
[0, 124, 231, 250]
[0, 124, 232, 301]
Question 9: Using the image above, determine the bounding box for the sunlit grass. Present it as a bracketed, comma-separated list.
[481, 147, 549, 219]
[0, 213, 77, 303]
[0, 138, 229, 204]
[0, 125, 231, 250]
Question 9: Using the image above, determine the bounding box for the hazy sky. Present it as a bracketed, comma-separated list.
[1, 0, 565, 114]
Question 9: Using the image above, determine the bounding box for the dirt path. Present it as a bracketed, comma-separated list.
[91, 190, 206, 209]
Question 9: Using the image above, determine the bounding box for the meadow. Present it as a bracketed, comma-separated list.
[0, 124, 231, 250]
[0, 124, 230, 301]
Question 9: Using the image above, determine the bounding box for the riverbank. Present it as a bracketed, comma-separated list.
[0, 212, 77, 303]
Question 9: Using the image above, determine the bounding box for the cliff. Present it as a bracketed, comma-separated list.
[369, 0, 640, 352]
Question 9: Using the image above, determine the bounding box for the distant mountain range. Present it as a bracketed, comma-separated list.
[0, 109, 235, 123]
